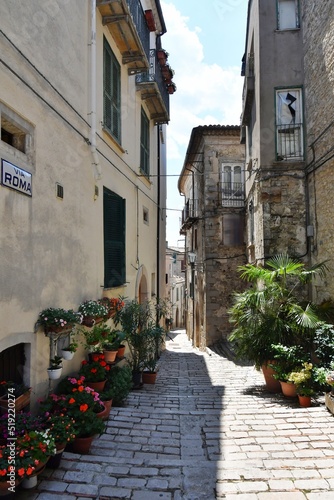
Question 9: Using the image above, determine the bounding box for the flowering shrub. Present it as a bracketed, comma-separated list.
[0, 412, 45, 440]
[78, 300, 108, 319]
[288, 363, 314, 396]
[17, 429, 56, 465]
[38, 308, 83, 329]
[99, 297, 124, 318]
[63, 391, 105, 438]
[79, 354, 110, 382]
[0, 444, 36, 480]
[44, 414, 76, 445]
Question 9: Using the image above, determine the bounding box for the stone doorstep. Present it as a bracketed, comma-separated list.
[325, 392, 334, 414]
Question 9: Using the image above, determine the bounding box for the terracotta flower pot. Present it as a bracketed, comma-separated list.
[142, 371, 157, 384]
[261, 362, 281, 393]
[280, 380, 297, 397]
[103, 350, 118, 363]
[117, 345, 126, 358]
[298, 395, 312, 407]
[86, 379, 106, 392]
[72, 435, 95, 454]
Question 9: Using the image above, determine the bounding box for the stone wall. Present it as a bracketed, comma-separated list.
[302, 0, 334, 303]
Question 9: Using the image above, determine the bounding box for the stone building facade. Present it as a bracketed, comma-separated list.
[179, 126, 245, 348]
[0, 0, 172, 401]
[302, 0, 334, 303]
[241, 0, 307, 264]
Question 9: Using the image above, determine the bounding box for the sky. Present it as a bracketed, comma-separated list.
[160, 0, 249, 247]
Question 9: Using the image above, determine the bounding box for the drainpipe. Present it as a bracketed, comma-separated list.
[156, 126, 161, 325]
[90, 0, 101, 180]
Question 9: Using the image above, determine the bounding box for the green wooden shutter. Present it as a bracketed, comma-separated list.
[140, 108, 149, 176]
[103, 188, 126, 288]
[103, 38, 121, 142]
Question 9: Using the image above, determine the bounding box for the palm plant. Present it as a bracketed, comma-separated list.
[228, 254, 327, 368]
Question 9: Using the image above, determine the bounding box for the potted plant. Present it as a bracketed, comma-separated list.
[60, 341, 78, 361]
[17, 429, 56, 488]
[287, 363, 315, 407]
[102, 328, 123, 363]
[104, 365, 132, 406]
[166, 82, 177, 94]
[79, 354, 110, 391]
[228, 254, 327, 391]
[80, 322, 111, 349]
[63, 391, 105, 454]
[47, 356, 63, 380]
[157, 48, 169, 65]
[142, 356, 158, 384]
[78, 300, 108, 327]
[98, 297, 124, 319]
[0, 381, 31, 412]
[37, 307, 83, 334]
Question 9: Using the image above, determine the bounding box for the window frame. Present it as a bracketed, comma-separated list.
[103, 37, 121, 143]
[277, 0, 300, 30]
[140, 107, 150, 177]
[275, 86, 304, 160]
[103, 187, 126, 288]
[221, 163, 244, 206]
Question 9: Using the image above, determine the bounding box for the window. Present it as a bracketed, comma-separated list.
[277, 0, 299, 30]
[223, 214, 244, 246]
[103, 38, 121, 142]
[221, 164, 244, 206]
[140, 108, 150, 176]
[0, 102, 34, 157]
[276, 88, 303, 160]
[103, 187, 126, 288]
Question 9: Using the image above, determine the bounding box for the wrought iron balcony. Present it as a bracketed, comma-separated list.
[179, 199, 199, 234]
[97, 0, 150, 74]
[219, 182, 245, 207]
[241, 53, 254, 126]
[135, 49, 170, 124]
[276, 123, 303, 160]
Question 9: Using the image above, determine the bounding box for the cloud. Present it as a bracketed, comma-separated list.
[162, 2, 243, 146]
[161, 2, 244, 245]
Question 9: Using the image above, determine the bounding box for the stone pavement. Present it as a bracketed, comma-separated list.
[16, 329, 334, 499]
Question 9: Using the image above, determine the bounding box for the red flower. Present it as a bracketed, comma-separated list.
[80, 404, 88, 412]
[69, 398, 75, 404]
[91, 368, 97, 373]
[78, 386, 84, 392]
[0, 469, 7, 476]
[100, 361, 107, 367]
[26, 467, 34, 476]
[81, 360, 88, 366]
[92, 355, 99, 362]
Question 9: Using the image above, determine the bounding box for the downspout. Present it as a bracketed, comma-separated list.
[90, 0, 101, 180]
[156, 126, 161, 324]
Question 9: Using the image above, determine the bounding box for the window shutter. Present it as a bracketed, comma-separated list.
[103, 188, 126, 288]
[103, 38, 121, 141]
[103, 43, 112, 132]
[140, 108, 149, 176]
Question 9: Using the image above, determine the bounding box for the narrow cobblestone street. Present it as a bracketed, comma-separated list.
[17, 330, 334, 500]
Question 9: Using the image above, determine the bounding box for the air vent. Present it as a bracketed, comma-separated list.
[56, 183, 64, 199]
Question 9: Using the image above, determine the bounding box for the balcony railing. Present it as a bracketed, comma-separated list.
[97, 0, 150, 74]
[276, 123, 303, 160]
[135, 49, 170, 123]
[179, 200, 199, 234]
[219, 182, 245, 207]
